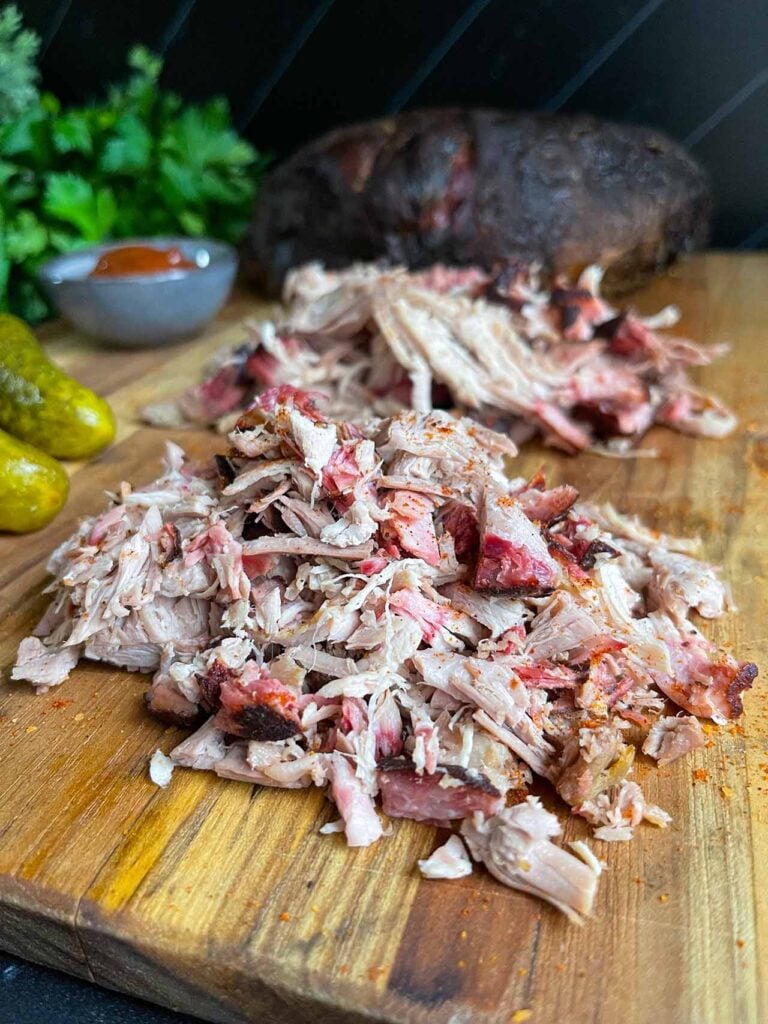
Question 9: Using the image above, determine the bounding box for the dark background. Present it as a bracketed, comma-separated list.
[14, 0, 768, 249]
[2, 2, 767, 1022]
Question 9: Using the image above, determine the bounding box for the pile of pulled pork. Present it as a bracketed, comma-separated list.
[144, 262, 736, 454]
[14, 388, 755, 923]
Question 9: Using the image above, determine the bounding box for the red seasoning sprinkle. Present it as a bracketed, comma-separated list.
[278, 912, 291, 922]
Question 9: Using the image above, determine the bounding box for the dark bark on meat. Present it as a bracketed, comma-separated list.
[223, 702, 301, 741]
[196, 660, 236, 713]
[574, 539, 620, 569]
[727, 662, 758, 717]
[242, 109, 711, 297]
[212, 665, 302, 741]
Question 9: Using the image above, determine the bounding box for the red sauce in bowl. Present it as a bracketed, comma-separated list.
[89, 245, 197, 278]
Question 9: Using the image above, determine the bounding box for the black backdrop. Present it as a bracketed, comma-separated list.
[17, 0, 768, 248]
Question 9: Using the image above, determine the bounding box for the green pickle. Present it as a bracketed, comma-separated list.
[0, 313, 116, 459]
[0, 428, 70, 532]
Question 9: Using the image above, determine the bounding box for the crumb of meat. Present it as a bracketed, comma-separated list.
[149, 749, 174, 788]
[418, 835, 473, 880]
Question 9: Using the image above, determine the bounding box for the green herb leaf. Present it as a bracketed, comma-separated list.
[178, 209, 206, 236]
[100, 112, 152, 173]
[43, 173, 117, 241]
[127, 44, 162, 81]
[0, 5, 40, 121]
[0, 106, 49, 160]
[5, 208, 47, 260]
[52, 111, 93, 155]
[164, 103, 256, 170]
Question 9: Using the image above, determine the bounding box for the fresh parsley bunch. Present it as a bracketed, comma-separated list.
[0, 8, 268, 323]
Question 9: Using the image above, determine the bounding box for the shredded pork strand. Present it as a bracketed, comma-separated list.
[16, 388, 755, 922]
[142, 261, 736, 454]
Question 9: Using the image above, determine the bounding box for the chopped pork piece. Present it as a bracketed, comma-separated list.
[170, 719, 228, 770]
[440, 583, 525, 640]
[418, 835, 474, 880]
[329, 753, 384, 847]
[516, 482, 579, 525]
[242, 535, 373, 561]
[212, 662, 302, 741]
[474, 488, 560, 594]
[461, 797, 600, 924]
[145, 679, 201, 727]
[16, 391, 754, 922]
[143, 261, 736, 455]
[578, 780, 672, 842]
[524, 592, 618, 663]
[649, 615, 757, 722]
[440, 501, 479, 562]
[11, 637, 82, 692]
[642, 715, 706, 766]
[383, 491, 440, 566]
[378, 758, 504, 824]
[556, 727, 635, 806]
[647, 548, 727, 622]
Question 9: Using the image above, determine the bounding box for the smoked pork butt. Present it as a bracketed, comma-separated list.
[242, 108, 711, 296]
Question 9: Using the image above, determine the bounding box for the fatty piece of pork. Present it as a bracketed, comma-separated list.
[642, 714, 706, 766]
[418, 835, 474, 880]
[461, 797, 601, 924]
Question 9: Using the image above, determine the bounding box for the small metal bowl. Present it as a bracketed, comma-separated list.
[38, 237, 237, 347]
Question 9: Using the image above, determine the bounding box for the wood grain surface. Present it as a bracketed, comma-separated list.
[0, 254, 766, 1024]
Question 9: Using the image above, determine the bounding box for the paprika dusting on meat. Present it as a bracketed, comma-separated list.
[89, 245, 197, 277]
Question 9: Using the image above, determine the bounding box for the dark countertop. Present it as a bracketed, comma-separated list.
[0, 952, 193, 1024]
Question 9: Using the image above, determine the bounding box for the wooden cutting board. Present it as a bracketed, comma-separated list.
[1, 253, 767, 1024]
